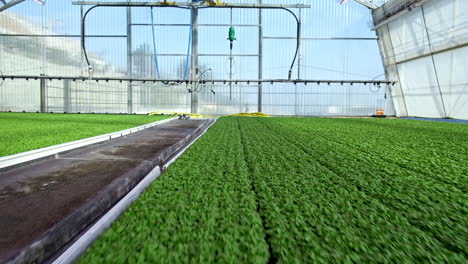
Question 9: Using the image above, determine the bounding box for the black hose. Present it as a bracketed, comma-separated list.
[280, 8, 300, 81]
[82, 5, 99, 73]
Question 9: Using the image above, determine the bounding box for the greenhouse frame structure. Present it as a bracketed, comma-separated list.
[0, 0, 466, 119]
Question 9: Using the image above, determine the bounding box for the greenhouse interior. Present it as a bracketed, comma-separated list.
[0, 0, 467, 263]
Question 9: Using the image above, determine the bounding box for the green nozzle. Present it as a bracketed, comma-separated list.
[228, 26, 236, 41]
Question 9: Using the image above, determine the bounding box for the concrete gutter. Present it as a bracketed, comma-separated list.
[0, 117, 176, 171]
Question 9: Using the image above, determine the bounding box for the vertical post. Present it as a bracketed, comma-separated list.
[295, 8, 302, 115]
[127, 5, 133, 114]
[40, 74, 47, 113]
[297, 8, 302, 80]
[64, 79, 71, 113]
[229, 8, 233, 101]
[80, 6, 84, 76]
[190, 6, 199, 114]
[386, 24, 408, 116]
[257, 0, 263, 113]
[421, 5, 447, 118]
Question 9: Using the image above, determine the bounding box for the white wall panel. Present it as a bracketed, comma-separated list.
[424, 0, 468, 52]
[376, 0, 468, 120]
[397, 56, 445, 118]
[387, 7, 430, 63]
[433, 46, 468, 120]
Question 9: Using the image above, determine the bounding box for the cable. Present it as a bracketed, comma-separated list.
[368, 73, 386, 93]
[225, 56, 237, 76]
[193, 68, 212, 92]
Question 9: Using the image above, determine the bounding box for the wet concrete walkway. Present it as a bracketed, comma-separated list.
[0, 118, 214, 263]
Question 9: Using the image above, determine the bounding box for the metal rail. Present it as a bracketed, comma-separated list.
[72, 1, 310, 8]
[0, 75, 395, 85]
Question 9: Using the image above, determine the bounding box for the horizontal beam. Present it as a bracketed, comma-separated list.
[0, 34, 127, 38]
[131, 23, 260, 27]
[373, 0, 431, 30]
[72, 1, 310, 9]
[353, 0, 376, 10]
[0, 75, 394, 85]
[263, 36, 378, 40]
[0, 0, 25, 12]
[132, 53, 258, 57]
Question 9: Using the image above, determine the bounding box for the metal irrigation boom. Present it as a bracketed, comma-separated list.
[0, 75, 395, 86]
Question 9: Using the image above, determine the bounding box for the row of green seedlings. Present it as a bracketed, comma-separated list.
[79, 118, 270, 263]
[249, 117, 466, 262]
[80, 117, 467, 263]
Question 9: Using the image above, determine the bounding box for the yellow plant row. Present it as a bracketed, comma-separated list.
[149, 111, 271, 118]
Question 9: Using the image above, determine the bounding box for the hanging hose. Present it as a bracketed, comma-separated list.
[183, 11, 193, 80]
[280, 7, 301, 81]
[150, 7, 169, 85]
[151, 7, 192, 84]
[81, 5, 99, 76]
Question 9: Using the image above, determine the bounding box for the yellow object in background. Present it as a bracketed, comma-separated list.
[149, 111, 215, 118]
[149, 111, 271, 118]
[227, 112, 271, 117]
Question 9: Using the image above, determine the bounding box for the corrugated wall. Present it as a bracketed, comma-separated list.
[0, 0, 391, 116]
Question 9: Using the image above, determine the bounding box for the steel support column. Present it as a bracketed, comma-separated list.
[297, 8, 302, 80]
[190, 6, 198, 114]
[386, 24, 408, 116]
[257, 0, 263, 113]
[421, 5, 447, 118]
[127, 5, 133, 114]
[64, 80, 71, 113]
[40, 74, 47, 113]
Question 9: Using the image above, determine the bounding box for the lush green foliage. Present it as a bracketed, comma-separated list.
[80, 117, 468, 263]
[0, 113, 169, 156]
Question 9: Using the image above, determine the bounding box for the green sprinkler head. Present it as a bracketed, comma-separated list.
[228, 26, 236, 42]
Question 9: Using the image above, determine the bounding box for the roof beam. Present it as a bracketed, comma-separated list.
[0, 0, 26, 12]
[72, 1, 310, 9]
[354, 0, 376, 9]
[341, 0, 376, 9]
